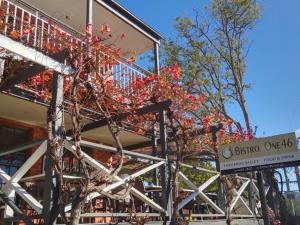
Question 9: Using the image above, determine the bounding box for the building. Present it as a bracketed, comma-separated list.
[0, 0, 168, 223]
[0, 0, 259, 224]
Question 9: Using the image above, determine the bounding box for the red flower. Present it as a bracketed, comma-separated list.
[120, 33, 126, 39]
[101, 23, 111, 33]
[199, 94, 206, 103]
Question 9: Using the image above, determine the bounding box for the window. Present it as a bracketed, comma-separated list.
[0, 124, 29, 186]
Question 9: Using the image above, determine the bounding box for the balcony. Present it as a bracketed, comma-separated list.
[0, 0, 153, 91]
[0, 0, 160, 148]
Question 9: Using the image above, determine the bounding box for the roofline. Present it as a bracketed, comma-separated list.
[95, 0, 164, 43]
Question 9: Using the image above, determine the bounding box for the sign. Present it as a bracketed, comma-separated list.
[219, 132, 300, 174]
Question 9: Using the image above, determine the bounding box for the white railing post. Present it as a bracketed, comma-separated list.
[4, 1, 10, 35]
[33, 11, 38, 47]
[12, 5, 17, 31]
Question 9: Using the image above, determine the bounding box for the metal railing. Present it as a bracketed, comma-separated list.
[0, 0, 149, 90]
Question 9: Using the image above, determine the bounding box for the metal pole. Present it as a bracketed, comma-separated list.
[86, 0, 93, 35]
[152, 42, 160, 185]
[294, 166, 300, 191]
[283, 168, 290, 191]
[154, 42, 160, 75]
[284, 168, 295, 216]
[86, 0, 93, 65]
[43, 73, 64, 225]
[257, 172, 271, 225]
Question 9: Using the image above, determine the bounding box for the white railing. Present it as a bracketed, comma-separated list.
[0, 0, 149, 90]
[0, 138, 262, 222]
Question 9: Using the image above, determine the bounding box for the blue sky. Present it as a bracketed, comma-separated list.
[118, 0, 300, 138]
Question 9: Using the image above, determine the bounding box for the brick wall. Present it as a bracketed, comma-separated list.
[0, 117, 113, 177]
[26, 126, 47, 176]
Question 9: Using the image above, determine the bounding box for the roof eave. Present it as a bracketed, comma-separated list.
[96, 0, 164, 43]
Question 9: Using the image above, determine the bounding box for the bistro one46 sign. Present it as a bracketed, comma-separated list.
[219, 132, 300, 174]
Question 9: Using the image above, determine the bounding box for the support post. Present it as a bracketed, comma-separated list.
[283, 168, 290, 191]
[257, 172, 271, 225]
[86, 0, 93, 36]
[154, 42, 160, 75]
[159, 110, 172, 222]
[212, 126, 225, 211]
[153, 41, 160, 187]
[0, 58, 4, 83]
[43, 73, 64, 225]
[0, 190, 33, 225]
[152, 128, 159, 186]
[283, 167, 295, 216]
[265, 170, 275, 211]
[248, 174, 255, 214]
[295, 166, 300, 191]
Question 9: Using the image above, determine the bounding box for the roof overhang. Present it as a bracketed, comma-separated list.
[0, 93, 150, 147]
[18, 0, 163, 56]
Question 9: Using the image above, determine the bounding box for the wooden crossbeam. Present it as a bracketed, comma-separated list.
[3, 141, 46, 217]
[64, 141, 166, 214]
[0, 168, 43, 213]
[176, 168, 223, 214]
[11, 141, 47, 182]
[79, 139, 165, 162]
[232, 186, 253, 215]
[85, 161, 165, 202]
[67, 100, 172, 135]
[0, 190, 33, 225]
[125, 140, 156, 150]
[0, 49, 69, 91]
[230, 180, 251, 212]
[0, 34, 73, 75]
[0, 139, 44, 157]
[125, 124, 223, 150]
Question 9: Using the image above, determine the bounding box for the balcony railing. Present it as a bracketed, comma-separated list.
[0, 0, 149, 90]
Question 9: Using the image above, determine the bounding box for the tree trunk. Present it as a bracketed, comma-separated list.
[172, 161, 181, 224]
[70, 194, 82, 225]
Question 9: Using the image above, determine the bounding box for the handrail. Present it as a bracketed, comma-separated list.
[0, 0, 150, 90]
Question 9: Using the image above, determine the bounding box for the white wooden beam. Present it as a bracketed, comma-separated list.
[0, 34, 74, 75]
[176, 169, 223, 214]
[2, 141, 46, 217]
[79, 139, 165, 162]
[64, 141, 166, 214]
[0, 139, 45, 157]
[232, 187, 253, 215]
[251, 180, 260, 196]
[11, 141, 47, 182]
[2, 184, 15, 218]
[86, 161, 165, 201]
[0, 168, 43, 213]
[180, 163, 219, 174]
[230, 180, 250, 212]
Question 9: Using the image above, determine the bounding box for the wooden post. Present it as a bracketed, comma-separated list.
[257, 172, 271, 225]
[212, 126, 226, 211]
[43, 73, 64, 225]
[248, 172, 255, 214]
[159, 110, 172, 222]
